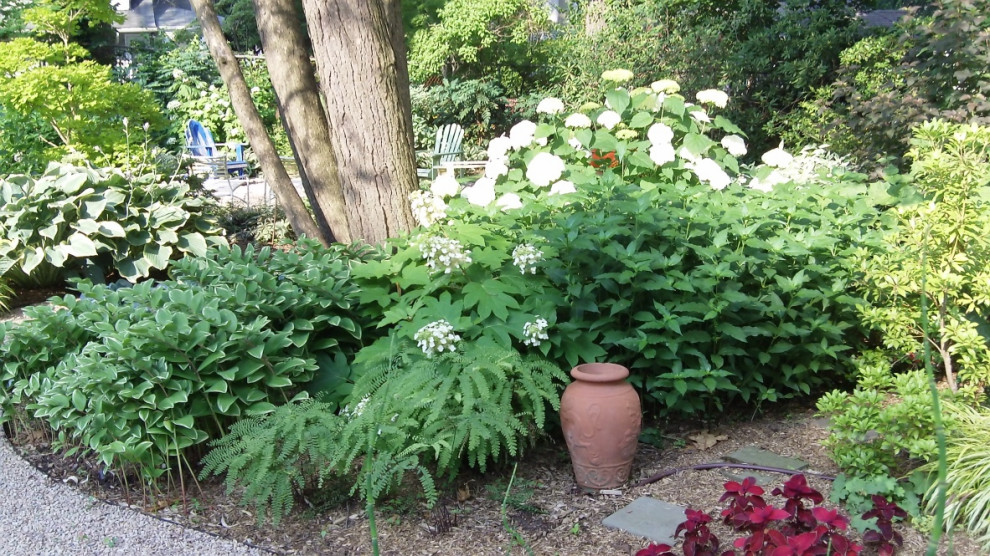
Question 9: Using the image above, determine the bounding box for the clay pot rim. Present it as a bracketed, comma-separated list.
[570, 362, 630, 383]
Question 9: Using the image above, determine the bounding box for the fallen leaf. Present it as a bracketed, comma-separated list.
[456, 483, 471, 502]
[689, 431, 727, 450]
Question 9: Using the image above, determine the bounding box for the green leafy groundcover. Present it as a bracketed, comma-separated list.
[0, 241, 373, 489]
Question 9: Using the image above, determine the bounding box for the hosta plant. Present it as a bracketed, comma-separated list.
[0, 163, 224, 286]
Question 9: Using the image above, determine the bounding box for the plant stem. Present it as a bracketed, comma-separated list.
[631, 462, 835, 489]
[920, 226, 947, 556]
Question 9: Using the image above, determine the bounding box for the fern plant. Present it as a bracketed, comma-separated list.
[201, 339, 566, 526]
[200, 400, 343, 526]
[346, 337, 567, 477]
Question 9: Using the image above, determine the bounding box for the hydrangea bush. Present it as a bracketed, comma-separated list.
[355, 73, 894, 415]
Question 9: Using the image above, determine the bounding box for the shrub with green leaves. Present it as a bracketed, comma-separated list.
[352, 219, 566, 364]
[817, 353, 948, 478]
[549, 0, 866, 154]
[856, 121, 990, 391]
[410, 78, 511, 152]
[406, 0, 554, 95]
[0, 163, 224, 286]
[404, 76, 891, 415]
[1, 241, 373, 489]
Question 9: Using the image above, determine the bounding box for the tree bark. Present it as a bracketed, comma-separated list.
[188, 0, 326, 244]
[253, 0, 353, 244]
[301, 0, 417, 245]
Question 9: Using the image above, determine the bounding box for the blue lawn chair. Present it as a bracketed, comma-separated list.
[184, 120, 249, 177]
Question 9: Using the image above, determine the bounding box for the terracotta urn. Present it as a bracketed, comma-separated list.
[559, 362, 642, 490]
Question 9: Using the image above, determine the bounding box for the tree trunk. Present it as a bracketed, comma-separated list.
[253, 0, 353, 244]
[188, 0, 326, 244]
[584, 0, 608, 36]
[301, 0, 417, 245]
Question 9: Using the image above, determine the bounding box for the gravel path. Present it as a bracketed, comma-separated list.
[0, 434, 268, 556]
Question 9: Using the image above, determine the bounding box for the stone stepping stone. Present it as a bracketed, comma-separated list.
[724, 446, 808, 471]
[602, 497, 686, 544]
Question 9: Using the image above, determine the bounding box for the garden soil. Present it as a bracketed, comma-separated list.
[0, 308, 981, 555]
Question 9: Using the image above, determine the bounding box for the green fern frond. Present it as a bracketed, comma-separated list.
[199, 400, 341, 526]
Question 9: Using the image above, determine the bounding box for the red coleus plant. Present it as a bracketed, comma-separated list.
[772, 474, 826, 534]
[637, 474, 906, 556]
[720, 476, 768, 530]
[861, 495, 907, 556]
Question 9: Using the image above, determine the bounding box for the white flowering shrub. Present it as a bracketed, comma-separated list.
[522, 318, 549, 347]
[414, 319, 461, 357]
[442, 76, 815, 217]
[409, 190, 447, 227]
[511, 243, 544, 274]
[362, 74, 893, 418]
[416, 235, 471, 274]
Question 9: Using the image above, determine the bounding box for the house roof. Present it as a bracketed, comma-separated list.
[114, 0, 197, 33]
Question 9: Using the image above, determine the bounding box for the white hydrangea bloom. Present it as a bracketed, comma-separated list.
[564, 113, 592, 129]
[649, 143, 676, 166]
[430, 173, 459, 198]
[526, 152, 566, 187]
[690, 110, 711, 124]
[647, 123, 674, 146]
[415, 320, 461, 357]
[568, 136, 584, 150]
[678, 146, 699, 163]
[496, 193, 523, 210]
[462, 177, 497, 206]
[651, 79, 680, 94]
[536, 97, 565, 115]
[692, 158, 731, 190]
[774, 144, 851, 184]
[696, 89, 729, 108]
[509, 120, 537, 150]
[721, 135, 747, 157]
[487, 136, 512, 161]
[418, 236, 471, 273]
[409, 190, 447, 227]
[485, 158, 509, 179]
[748, 171, 785, 192]
[512, 243, 544, 274]
[166, 100, 181, 110]
[597, 110, 622, 130]
[550, 180, 577, 195]
[601, 68, 634, 83]
[762, 144, 794, 168]
[522, 318, 550, 347]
